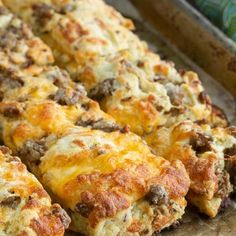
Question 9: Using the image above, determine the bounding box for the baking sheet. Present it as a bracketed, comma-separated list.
[107, 1, 236, 235]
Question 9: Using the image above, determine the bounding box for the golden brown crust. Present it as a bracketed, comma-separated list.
[29, 206, 66, 236]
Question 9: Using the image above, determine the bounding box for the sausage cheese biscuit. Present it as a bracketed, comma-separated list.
[145, 120, 236, 217]
[0, 146, 70, 236]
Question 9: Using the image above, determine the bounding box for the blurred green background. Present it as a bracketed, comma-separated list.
[195, 0, 236, 41]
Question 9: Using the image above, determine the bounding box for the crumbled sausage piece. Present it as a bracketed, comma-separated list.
[76, 118, 97, 127]
[7, 78, 24, 89]
[75, 202, 93, 218]
[165, 107, 185, 116]
[49, 82, 86, 105]
[81, 102, 90, 111]
[121, 96, 132, 102]
[137, 60, 145, 68]
[0, 91, 3, 102]
[51, 70, 70, 88]
[211, 105, 228, 126]
[19, 140, 47, 164]
[0, 19, 31, 49]
[50, 88, 78, 105]
[227, 126, 236, 138]
[178, 69, 187, 76]
[0, 196, 21, 209]
[167, 88, 183, 106]
[198, 91, 212, 105]
[77, 118, 121, 133]
[155, 105, 164, 112]
[190, 132, 212, 155]
[51, 204, 71, 228]
[224, 144, 236, 157]
[153, 76, 166, 83]
[0, 67, 24, 89]
[141, 229, 149, 235]
[0, 34, 16, 48]
[32, 3, 53, 27]
[2, 105, 21, 118]
[58, 4, 76, 14]
[145, 185, 168, 205]
[21, 57, 34, 69]
[91, 120, 121, 132]
[194, 119, 208, 125]
[89, 79, 117, 101]
[215, 171, 232, 199]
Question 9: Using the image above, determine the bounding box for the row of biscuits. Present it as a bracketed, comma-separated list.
[0, 2, 190, 235]
[4, 0, 236, 219]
